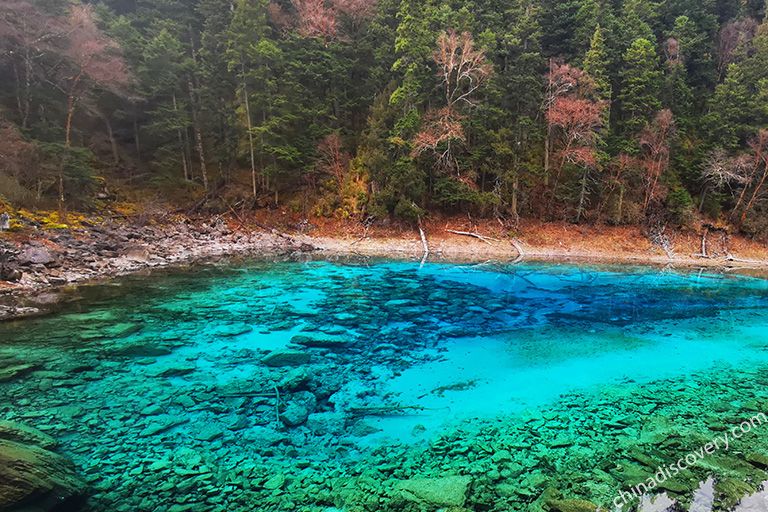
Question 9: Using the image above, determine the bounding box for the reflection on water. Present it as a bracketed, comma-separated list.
[1, 260, 768, 511]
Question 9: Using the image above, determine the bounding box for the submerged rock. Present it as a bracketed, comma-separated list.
[0, 421, 57, 450]
[397, 475, 472, 507]
[291, 335, 348, 349]
[280, 391, 317, 427]
[0, 438, 85, 512]
[261, 350, 311, 367]
[546, 499, 601, 512]
[0, 362, 38, 383]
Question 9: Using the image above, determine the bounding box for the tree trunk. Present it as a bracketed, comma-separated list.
[172, 92, 190, 181]
[617, 185, 624, 224]
[59, 93, 76, 221]
[241, 66, 258, 198]
[133, 114, 142, 162]
[188, 78, 208, 190]
[101, 112, 119, 165]
[740, 165, 768, 226]
[511, 173, 519, 223]
[575, 167, 588, 223]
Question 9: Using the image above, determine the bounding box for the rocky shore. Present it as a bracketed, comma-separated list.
[0, 217, 317, 321]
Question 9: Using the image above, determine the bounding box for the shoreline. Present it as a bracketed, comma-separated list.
[3, 217, 768, 321]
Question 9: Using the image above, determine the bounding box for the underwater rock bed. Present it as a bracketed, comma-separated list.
[0, 260, 767, 511]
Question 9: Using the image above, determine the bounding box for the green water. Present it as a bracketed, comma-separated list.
[1, 259, 768, 511]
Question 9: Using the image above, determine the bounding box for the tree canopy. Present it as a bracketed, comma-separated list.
[2, 0, 768, 235]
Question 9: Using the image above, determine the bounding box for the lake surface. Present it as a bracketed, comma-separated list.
[1, 259, 768, 511]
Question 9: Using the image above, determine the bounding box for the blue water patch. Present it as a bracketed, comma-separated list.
[1, 259, 767, 511]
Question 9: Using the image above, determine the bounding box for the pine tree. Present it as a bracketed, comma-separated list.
[706, 63, 754, 149]
[620, 0, 656, 48]
[619, 38, 662, 137]
[584, 25, 611, 102]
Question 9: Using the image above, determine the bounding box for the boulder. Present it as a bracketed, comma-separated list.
[0, 438, 86, 512]
[261, 350, 311, 367]
[397, 475, 472, 507]
[123, 246, 150, 263]
[0, 263, 22, 282]
[17, 246, 56, 266]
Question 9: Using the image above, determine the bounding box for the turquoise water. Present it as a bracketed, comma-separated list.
[1, 259, 768, 511]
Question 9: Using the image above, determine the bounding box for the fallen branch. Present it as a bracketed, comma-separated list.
[445, 229, 499, 245]
[348, 405, 429, 417]
[726, 254, 768, 265]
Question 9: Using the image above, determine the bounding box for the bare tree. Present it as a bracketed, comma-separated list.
[737, 130, 768, 225]
[412, 30, 491, 176]
[316, 133, 351, 199]
[639, 110, 675, 213]
[46, 5, 130, 214]
[717, 18, 758, 79]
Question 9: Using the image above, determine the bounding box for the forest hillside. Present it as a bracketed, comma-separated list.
[2, 0, 768, 239]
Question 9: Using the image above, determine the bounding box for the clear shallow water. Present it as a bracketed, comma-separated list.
[1, 259, 768, 511]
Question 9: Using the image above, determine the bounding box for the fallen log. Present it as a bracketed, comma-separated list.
[445, 229, 499, 245]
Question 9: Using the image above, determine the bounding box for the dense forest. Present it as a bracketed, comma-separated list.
[2, 0, 768, 236]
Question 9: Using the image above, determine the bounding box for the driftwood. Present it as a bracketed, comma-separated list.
[445, 229, 499, 245]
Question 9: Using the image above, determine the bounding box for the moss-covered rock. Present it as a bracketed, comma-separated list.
[546, 498, 601, 512]
[0, 438, 85, 511]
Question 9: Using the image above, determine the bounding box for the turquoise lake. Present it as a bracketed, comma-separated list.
[1, 259, 768, 511]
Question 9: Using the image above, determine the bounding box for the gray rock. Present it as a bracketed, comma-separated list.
[0, 213, 9, 230]
[261, 350, 311, 367]
[17, 246, 56, 266]
[0, 263, 22, 282]
[124, 246, 150, 262]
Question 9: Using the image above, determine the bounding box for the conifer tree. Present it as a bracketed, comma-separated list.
[619, 38, 662, 138]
